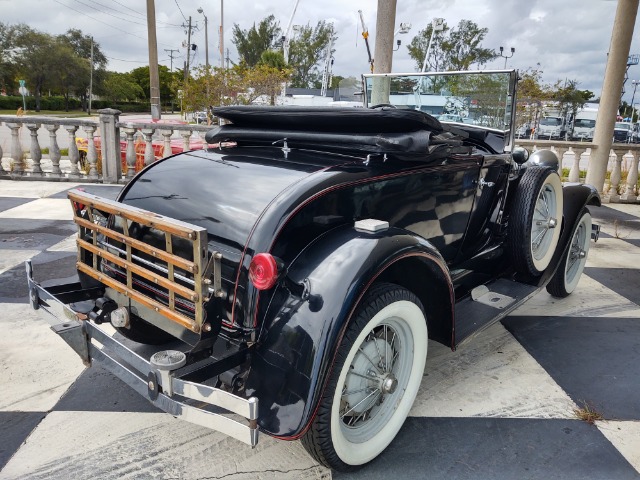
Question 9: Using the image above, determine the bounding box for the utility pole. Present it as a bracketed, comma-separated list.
[164, 48, 179, 72]
[197, 8, 209, 70]
[146, 0, 161, 120]
[371, 0, 397, 105]
[88, 36, 94, 115]
[219, 0, 224, 68]
[184, 16, 193, 81]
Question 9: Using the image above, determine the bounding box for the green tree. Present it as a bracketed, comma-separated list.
[50, 39, 88, 111]
[60, 29, 108, 110]
[287, 22, 336, 88]
[259, 50, 287, 70]
[12, 25, 56, 111]
[407, 19, 497, 72]
[0, 22, 19, 92]
[551, 80, 594, 128]
[129, 65, 178, 103]
[102, 72, 145, 103]
[232, 15, 281, 68]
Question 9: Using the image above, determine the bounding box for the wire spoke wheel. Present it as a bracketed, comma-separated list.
[507, 166, 563, 275]
[302, 283, 427, 471]
[547, 209, 592, 298]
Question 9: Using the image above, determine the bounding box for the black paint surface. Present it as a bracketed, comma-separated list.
[0, 412, 46, 469]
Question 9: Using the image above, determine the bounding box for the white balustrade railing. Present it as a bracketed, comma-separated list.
[1, 114, 639, 202]
[0, 110, 211, 184]
[516, 139, 640, 203]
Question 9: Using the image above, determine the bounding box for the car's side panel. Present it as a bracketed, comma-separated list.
[245, 226, 453, 439]
[240, 156, 481, 329]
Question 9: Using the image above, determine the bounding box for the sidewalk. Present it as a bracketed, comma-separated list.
[0, 179, 639, 479]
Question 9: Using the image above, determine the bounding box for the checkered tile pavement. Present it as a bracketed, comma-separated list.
[0, 179, 639, 479]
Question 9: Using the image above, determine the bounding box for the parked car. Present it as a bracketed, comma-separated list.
[438, 113, 463, 123]
[536, 116, 567, 139]
[613, 121, 633, 143]
[27, 69, 600, 473]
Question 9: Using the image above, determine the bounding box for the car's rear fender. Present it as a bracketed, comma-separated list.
[245, 224, 454, 439]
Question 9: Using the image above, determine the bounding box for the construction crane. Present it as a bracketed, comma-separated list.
[282, 0, 301, 64]
[358, 10, 374, 73]
[320, 32, 334, 97]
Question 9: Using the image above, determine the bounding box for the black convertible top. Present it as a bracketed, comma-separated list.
[206, 106, 469, 158]
[212, 105, 443, 133]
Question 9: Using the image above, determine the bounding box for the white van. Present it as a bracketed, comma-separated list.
[571, 110, 598, 141]
[536, 116, 566, 139]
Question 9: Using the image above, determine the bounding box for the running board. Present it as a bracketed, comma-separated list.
[455, 278, 539, 346]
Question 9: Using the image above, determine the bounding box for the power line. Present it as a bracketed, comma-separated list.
[174, 0, 187, 23]
[112, 0, 144, 17]
[85, 0, 182, 28]
[73, 0, 147, 27]
[53, 0, 176, 48]
[105, 55, 149, 63]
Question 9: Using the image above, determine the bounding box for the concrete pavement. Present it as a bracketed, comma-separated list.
[0, 179, 639, 479]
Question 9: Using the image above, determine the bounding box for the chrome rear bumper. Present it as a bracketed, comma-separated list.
[26, 260, 259, 447]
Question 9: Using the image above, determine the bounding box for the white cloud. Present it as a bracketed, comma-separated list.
[2, 0, 640, 100]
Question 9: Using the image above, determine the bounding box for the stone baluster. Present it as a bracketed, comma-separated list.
[141, 128, 155, 166]
[45, 124, 61, 177]
[555, 147, 567, 176]
[83, 125, 99, 180]
[622, 150, 639, 200]
[6, 122, 24, 176]
[122, 127, 137, 179]
[181, 130, 192, 152]
[26, 124, 43, 176]
[568, 147, 585, 183]
[607, 149, 622, 201]
[161, 130, 173, 157]
[64, 126, 80, 178]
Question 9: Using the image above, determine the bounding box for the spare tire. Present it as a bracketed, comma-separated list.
[507, 166, 563, 275]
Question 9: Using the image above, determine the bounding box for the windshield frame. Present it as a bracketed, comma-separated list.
[362, 69, 518, 152]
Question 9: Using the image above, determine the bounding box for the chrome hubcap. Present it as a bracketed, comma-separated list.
[531, 184, 558, 259]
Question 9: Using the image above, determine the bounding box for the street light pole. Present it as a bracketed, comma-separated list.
[499, 46, 515, 68]
[630, 79, 639, 122]
[219, 0, 224, 69]
[197, 7, 209, 71]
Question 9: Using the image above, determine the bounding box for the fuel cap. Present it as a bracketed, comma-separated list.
[150, 350, 187, 370]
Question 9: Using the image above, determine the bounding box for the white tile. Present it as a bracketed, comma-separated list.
[0, 198, 73, 221]
[409, 323, 577, 419]
[0, 248, 40, 275]
[46, 234, 77, 253]
[512, 275, 640, 317]
[0, 303, 85, 412]
[0, 180, 76, 198]
[597, 420, 640, 474]
[586, 237, 640, 269]
[0, 411, 328, 480]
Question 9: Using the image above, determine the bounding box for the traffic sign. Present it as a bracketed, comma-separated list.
[19, 80, 25, 87]
[19, 86, 27, 96]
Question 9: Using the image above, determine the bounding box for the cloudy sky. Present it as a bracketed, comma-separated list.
[2, 0, 640, 101]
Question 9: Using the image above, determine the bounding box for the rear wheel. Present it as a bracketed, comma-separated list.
[302, 283, 427, 471]
[546, 209, 592, 298]
[508, 166, 563, 275]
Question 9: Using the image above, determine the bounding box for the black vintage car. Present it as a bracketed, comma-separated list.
[27, 70, 600, 472]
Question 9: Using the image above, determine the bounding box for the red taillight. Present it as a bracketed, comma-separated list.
[249, 253, 278, 290]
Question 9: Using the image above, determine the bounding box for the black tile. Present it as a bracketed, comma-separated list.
[0, 232, 71, 251]
[584, 267, 640, 305]
[0, 218, 76, 236]
[0, 251, 77, 303]
[52, 364, 161, 414]
[502, 315, 640, 420]
[0, 412, 46, 469]
[334, 417, 640, 480]
[0, 197, 33, 214]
